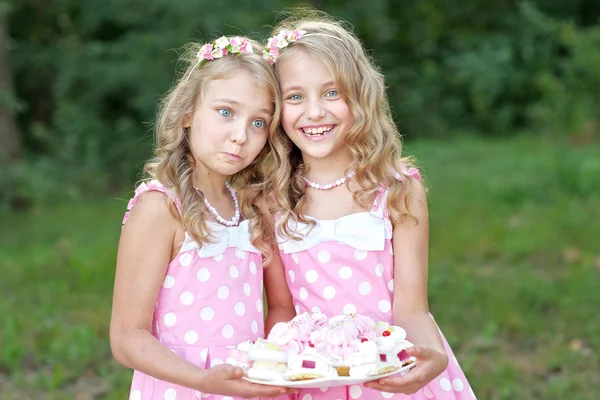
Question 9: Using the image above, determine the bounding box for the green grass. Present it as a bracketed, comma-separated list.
[1, 136, 599, 399]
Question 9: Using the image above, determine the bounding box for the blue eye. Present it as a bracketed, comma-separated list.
[253, 120, 266, 129]
[288, 94, 302, 101]
[218, 108, 232, 117]
[326, 90, 338, 97]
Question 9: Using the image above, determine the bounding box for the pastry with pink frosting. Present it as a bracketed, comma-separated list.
[267, 321, 305, 356]
[310, 320, 361, 376]
[226, 339, 253, 372]
[284, 344, 338, 381]
[376, 328, 416, 372]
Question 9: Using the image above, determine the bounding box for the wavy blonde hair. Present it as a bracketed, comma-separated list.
[144, 38, 280, 262]
[267, 11, 421, 240]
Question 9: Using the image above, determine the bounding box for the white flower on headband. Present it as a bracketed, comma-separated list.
[263, 29, 307, 64]
[187, 36, 254, 80]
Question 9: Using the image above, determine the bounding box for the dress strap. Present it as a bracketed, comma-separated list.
[372, 166, 421, 217]
[122, 180, 182, 225]
[370, 185, 388, 214]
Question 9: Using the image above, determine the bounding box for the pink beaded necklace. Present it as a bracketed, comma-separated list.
[193, 182, 240, 227]
[302, 170, 356, 190]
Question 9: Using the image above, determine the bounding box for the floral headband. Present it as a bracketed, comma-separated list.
[263, 29, 343, 64]
[186, 36, 254, 80]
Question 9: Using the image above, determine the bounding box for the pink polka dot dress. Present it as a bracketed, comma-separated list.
[276, 179, 476, 399]
[124, 181, 265, 400]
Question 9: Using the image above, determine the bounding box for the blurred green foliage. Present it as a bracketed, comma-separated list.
[2, 0, 600, 206]
[1, 136, 599, 398]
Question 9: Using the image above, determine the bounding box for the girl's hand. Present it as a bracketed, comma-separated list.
[364, 345, 448, 394]
[200, 364, 298, 398]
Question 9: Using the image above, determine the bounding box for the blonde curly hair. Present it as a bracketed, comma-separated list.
[144, 37, 280, 262]
[266, 11, 420, 240]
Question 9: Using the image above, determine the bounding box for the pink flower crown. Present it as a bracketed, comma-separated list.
[263, 29, 307, 64]
[263, 29, 344, 64]
[186, 36, 254, 80]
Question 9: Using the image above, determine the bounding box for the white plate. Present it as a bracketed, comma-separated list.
[242, 363, 415, 389]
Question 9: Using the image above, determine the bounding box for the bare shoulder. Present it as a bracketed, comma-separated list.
[406, 178, 427, 203]
[122, 190, 179, 234]
[390, 178, 429, 225]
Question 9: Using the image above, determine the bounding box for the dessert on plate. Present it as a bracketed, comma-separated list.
[235, 312, 416, 382]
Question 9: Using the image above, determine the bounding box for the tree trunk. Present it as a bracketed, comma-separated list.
[0, 13, 21, 163]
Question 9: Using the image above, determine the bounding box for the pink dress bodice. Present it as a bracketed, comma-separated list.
[124, 180, 265, 400]
[276, 181, 476, 399]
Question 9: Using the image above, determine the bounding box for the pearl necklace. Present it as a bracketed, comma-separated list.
[194, 182, 240, 227]
[302, 170, 356, 190]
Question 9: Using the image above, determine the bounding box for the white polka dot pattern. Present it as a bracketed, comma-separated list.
[249, 262, 257, 275]
[196, 268, 210, 282]
[349, 385, 362, 399]
[379, 299, 391, 313]
[299, 287, 308, 300]
[339, 266, 352, 279]
[163, 275, 175, 288]
[323, 286, 336, 299]
[180, 292, 194, 305]
[306, 269, 318, 283]
[221, 324, 234, 338]
[317, 250, 331, 262]
[256, 298, 263, 312]
[358, 281, 371, 295]
[217, 286, 229, 299]
[424, 386, 434, 398]
[184, 330, 198, 344]
[271, 185, 474, 400]
[234, 302, 245, 316]
[200, 307, 214, 321]
[179, 253, 192, 267]
[164, 313, 176, 326]
[440, 377, 452, 391]
[164, 388, 177, 400]
[353, 249, 367, 260]
[127, 181, 266, 400]
[243, 283, 251, 296]
[343, 303, 356, 314]
[452, 378, 465, 391]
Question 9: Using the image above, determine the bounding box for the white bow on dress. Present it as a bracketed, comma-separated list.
[180, 220, 260, 258]
[278, 212, 392, 254]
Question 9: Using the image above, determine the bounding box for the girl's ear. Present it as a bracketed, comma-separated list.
[182, 114, 192, 129]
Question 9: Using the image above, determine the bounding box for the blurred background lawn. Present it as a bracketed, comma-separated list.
[1, 0, 599, 399]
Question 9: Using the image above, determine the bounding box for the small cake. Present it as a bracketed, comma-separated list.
[267, 321, 304, 356]
[376, 332, 416, 373]
[237, 314, 416, 382]
[310, 322, 361, 376]
[246, 342, 288, 381]
[347, 339, 380, 377]
[226, 340, 253, 372]
[284, 344, 338, 381]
